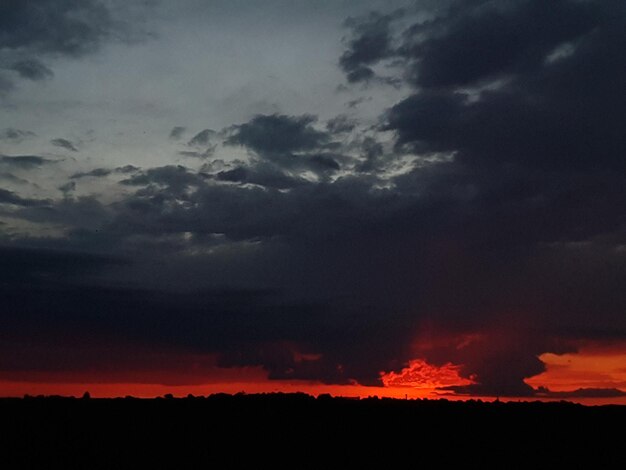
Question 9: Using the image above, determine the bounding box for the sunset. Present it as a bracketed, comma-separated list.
[1, 0, 626, 465]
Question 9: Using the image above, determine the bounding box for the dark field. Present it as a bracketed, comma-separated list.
[1, 394, 624, 468]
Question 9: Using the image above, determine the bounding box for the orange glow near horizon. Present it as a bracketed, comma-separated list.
[526, 346, 626, 392]
[0, 359, 471, 400]
[0, 380, 439, 400]
[3, 348, 626, 406]
[0, 359, 473, 402]
[3, 378, 624, 406]
[381, 359, 473, 389]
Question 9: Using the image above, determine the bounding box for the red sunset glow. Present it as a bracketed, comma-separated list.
[381, 359, 473, 388]
[4, 349, 624, 405]
[526, 345, 626, 392]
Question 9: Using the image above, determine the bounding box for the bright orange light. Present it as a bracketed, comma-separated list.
[381, 359, 473, 389]
[526, 344, 626, 392]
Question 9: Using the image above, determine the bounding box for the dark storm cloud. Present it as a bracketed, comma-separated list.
[341, 0, 626, 394]
[0, 275, 333, 382]
[9, 155, 626, 390]
[344, 0, 626, 172]
[0, 235, 417, 386]
[10, 59, 53, 80]
[4, 157, 626, 388]
[51, 138, 78, 152]
[402, 0, 600, 90]
[3, 0, 626, 396]
[0, 155, 55, 169]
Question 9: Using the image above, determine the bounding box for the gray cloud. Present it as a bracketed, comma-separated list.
[0, 74, 14, 93]
[0, 188, 48, 207]
[0, 172, 30, 184]
[188, 129, 216, 147]
[354, 137, 384, 173]
[120, 165, 207, 194]
[0, 0, 142, 90]
[71, 165, 139, 179]
[179, 147, 216, 159]
[0, 155, 55, 169]
[169, 126, 186, 140]
[0, 128, 35, 143]
[10, 59, 53, 80]
[225, 114, 343, 177]
[72, 168, 112, 179]
[213, 164, 309, 190]
[326, 115, 357, 134]
[58, 181, 76, 197]
[51, 138, 78, 152]
[227, 114, 328, 155]
[339, 11, 400, 83]
[0, 0, 114, 56]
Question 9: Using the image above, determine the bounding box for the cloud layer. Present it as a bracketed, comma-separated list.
[1, 0, 625, 396]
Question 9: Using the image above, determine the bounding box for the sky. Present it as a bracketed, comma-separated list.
[1, 0, 626, 403]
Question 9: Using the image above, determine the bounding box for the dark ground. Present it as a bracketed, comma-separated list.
[1, 393, 624, 469]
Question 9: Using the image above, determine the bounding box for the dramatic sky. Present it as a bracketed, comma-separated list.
[2, 0, 626, 402]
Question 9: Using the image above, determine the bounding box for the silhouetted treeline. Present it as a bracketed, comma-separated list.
[1, 393, 624, 468]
